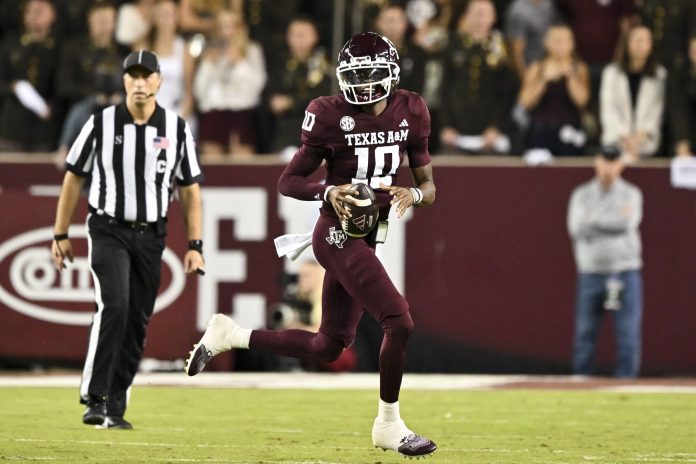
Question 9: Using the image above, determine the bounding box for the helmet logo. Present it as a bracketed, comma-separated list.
[340, 116, 356, 132]
[382, 36, 398, 59]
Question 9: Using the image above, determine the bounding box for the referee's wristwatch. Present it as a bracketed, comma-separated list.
[188, 240, 203, 254]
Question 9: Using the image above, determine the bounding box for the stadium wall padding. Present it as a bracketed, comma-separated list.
[1, 160, 694, 375]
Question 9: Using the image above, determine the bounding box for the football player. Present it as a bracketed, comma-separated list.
[186, 32, 437, 458]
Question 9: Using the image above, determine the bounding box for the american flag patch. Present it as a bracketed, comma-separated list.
[153, 137, 170, 149]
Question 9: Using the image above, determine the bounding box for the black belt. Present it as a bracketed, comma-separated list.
[90, 208, 156, 233]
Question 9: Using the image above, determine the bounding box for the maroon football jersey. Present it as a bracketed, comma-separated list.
[300, 89, 431, 216]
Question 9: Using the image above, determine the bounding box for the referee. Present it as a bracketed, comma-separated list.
[50, 50, 204, 429]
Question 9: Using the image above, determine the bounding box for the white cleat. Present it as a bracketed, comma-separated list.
[185, 314, 238, 376]
[372, 418, 437, 459]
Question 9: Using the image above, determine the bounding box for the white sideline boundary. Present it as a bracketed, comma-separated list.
[1, 372, 696, 393]
[0, 372, 514, 389]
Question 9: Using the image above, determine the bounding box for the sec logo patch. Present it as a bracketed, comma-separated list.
[340, 116, 355, 132]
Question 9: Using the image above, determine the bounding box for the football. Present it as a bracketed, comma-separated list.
[341, 183, 379, 238]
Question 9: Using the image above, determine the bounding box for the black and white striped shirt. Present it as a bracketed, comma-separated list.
[65, 103, 203, 222]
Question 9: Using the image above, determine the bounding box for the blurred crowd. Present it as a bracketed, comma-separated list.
[1, 0, 695, 161]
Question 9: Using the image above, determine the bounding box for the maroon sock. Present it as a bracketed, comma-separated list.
[379, 313, 415, 403]
[250, 329, 344, 362]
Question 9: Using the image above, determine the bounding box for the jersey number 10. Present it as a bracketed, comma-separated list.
[352, 145, 399, 188]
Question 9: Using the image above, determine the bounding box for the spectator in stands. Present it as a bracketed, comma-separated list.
[57, 2, 125, 109]
[0, 0, 61, 152]
[567, 146, 643, 378]
[375, 4, 427, 95]
[669, 36, 696, 157]
[115, 0, 155, 47]
[439, 0, 518, 154]
[135, 0, 194, 118]
[403, 0, 456, 155]
[518, 24, 589, 156]
[266, 16, 331, 154]
[193, 9, 266, 158]
[408, 0, 456, 55]
[54, 1, 126, 163]
[557, 0, 637, 151]
[504, 0, 559, 78]
[243, 0, 302, 65]
[179, 0, 222, 35]
[556, 0, 636, 100]
[639, 0, 696, 71]
[1, 0, 74, 41]
[600, 25, 667, 160]
[59, 0, 96, 39]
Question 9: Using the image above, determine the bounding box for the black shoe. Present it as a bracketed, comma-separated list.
[82, 402, 106, 425]
[97, 416, 133, 429]
[185, 343, 213, 376]
[397, 434, 437, 458]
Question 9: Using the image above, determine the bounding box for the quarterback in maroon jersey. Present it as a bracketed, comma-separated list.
[186, 32, 437, 458]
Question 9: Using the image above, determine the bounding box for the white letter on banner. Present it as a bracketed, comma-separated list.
[374, 208, 411, 295]
[276, 194, 320, 274]
[198, 188, 267, 331]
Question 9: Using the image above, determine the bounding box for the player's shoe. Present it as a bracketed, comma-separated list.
[96, 416, 133, 430]
[372, 418, 437, 458]
[185, 314, 239, 376]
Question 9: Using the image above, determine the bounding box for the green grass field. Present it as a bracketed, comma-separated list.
[1, 386, 695, 463]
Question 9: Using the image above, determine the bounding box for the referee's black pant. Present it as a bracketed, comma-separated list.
[80, 213, 165, 417]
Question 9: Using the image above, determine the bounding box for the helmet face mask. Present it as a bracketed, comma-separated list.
[336, 32, 400, 105]
[341, 67, 391, 86]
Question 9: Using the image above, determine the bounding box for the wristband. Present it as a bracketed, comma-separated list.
[188, 240, 203, 254]
[54, 233, 69, 241]
[409, 188, 423, 205]
[323, 185, 336, 202]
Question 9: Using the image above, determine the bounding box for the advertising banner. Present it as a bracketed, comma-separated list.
[1, 161, 695, 375]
